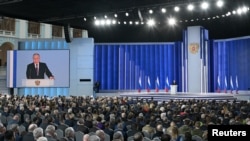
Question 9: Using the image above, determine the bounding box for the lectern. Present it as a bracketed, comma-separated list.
[170, 85, 178, 94]
[22, 79, 54, 87]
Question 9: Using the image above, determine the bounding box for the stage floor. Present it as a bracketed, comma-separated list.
[96, 90, 250, 101]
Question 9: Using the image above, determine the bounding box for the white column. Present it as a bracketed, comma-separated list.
[40, 23, 52, 38]
[82, 30, 88, 38]
[15, 19, 28, 38]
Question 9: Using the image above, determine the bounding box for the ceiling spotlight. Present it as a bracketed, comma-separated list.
[141, 22, 144, 25]
[147, 19, 155, 26]
[187, 4, 194, 11]
[114, 14, 118, 18]
[232, 10, 236, 14]
[106, 19, 111, 25]
[124, 21, 127, 24]
[174, 6, 180, 12]
[135, 21, 139, 25]
[100, 20, 105, 25]
[201, 2, 209, 10]
[129, 21, 133, 25]
[161, 8, 166, 13]
[83, 18, 87, 21]
[94, 16, 97, 20]
[216, 0, 224, 8]
[242, 6, 248, 13]
[125, 12, 129, 16]
[94, 20, 100, 26]
[112, 20, 116, 24]
[118, 21, 121, 24]
[237, 8, 242, 15]
[168, 18, 176, 26]
[104, 15, 108, 19]
[149, 9, 153, 14]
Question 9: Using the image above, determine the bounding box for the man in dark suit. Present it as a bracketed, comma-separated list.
[26, 53, 54, 79]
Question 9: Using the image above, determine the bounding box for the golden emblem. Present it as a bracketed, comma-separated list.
[189, 43, 199, 54]
[35, 80, 40, 86]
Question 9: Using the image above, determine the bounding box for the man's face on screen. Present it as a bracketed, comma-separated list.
[33, 54, 40, 64]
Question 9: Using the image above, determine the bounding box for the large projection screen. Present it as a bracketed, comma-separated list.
[7, 50, 70, 88]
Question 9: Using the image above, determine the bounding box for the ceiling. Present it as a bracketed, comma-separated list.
[0, 0, 250, 42]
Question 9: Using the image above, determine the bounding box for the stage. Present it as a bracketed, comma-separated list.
[96, 90, 250, 102]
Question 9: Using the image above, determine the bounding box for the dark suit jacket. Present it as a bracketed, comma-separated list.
[26, 62, 53, 79]
[22, 132, 35, 141]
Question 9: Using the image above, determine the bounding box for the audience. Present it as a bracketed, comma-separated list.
[0, 94, 249, 141]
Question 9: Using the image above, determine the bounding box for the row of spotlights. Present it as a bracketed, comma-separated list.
[94, 6, 249, 27]
[92, 0, 225, 20]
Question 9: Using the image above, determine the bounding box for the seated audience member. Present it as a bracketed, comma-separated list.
[113, 131, 124, 141]
[4, 130, 15, 141]
[161, 134, 171, 141]
[37, 137, 48, 141]
[191, 121, 203, 137]
[96, 130, 105, 141]
[152, 124, 164, 139]
[0, 123, 6, 141]
[75, 118, 89, 134]
[89, 135, 100, 141]
[64, 127, 75, 141]
[184, 131, 195, 141]
[33, 127, 44, 141]
[45, 125, 57, 141]
[133, 132, 144, 141]
[83, 134, 89, 141]
[22, 124, 37, 141]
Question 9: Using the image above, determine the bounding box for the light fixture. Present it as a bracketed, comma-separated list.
[125, 12, 129, 16]
[149, 9, 153, 14]
[174, 6, 180, 12]
[104, 15, 108, 19]
[187, 4, 194, 11]
[168, 18, 176, 25]
[114, 14, 118, 18]
[201, 2, 209, 10]
[216, 0, 224, 8]
[161, 8, 166, 13]
[147, 19, 155, 26]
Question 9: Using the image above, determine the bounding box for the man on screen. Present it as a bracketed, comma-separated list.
[26, 53, 54, 79]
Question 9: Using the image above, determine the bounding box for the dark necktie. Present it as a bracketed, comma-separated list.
[35, 64, 39, 75]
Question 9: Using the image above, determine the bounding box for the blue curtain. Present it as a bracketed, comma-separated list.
[18, 40, 69, 97]
[94, 42, 182, 91]
[211, 37, 250, 91]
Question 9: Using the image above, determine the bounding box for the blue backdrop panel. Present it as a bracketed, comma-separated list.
[212, 37, 250, 91]
[18, 40, 69, 97]
[94, 43, 182, 91]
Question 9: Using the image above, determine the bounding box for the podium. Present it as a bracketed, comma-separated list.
[170, 85, 178, 94]
[22, 79, 54, 87]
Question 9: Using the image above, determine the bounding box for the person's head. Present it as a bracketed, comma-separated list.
[4, 130, 15, 141]
[65, 127, 75, 138]
[89, 135, 100, 141]
[161, 134, 171, 141]
[96, 130, 105, 141]
[37, 137, 48, 141]
[83, 134, 89, 141]
[156, 124, 163, 132]
[28, 124, 37, 132]
[133, 132, 143, 141]
[45, 125, 56, 136]
[113, 131, 124, 141]
[33, 127, 43, 140]
[33, 53, 40, 64]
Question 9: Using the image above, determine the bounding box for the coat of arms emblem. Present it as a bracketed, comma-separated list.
[189, 43, 199, 54]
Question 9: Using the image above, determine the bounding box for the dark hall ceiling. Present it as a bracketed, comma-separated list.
[0, 0, 250, 42]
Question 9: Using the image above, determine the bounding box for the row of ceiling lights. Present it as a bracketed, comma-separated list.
[93, 5, 249, 27]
